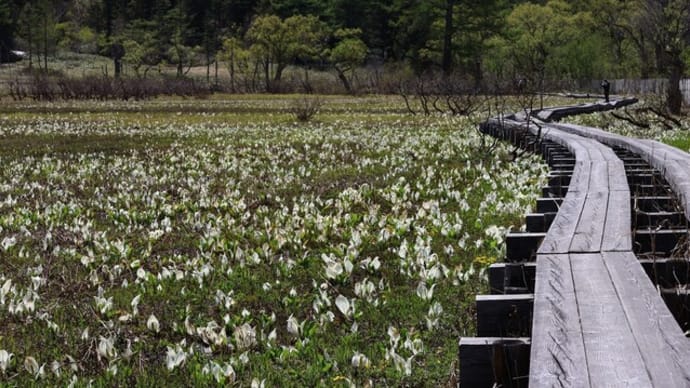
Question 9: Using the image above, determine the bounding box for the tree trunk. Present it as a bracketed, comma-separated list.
[215, 58, 219, 90]
[114, 58, 121, 78]
[627, 28, 650, 79]
[206, 51, 211, 84]
[667, 60, 684, 115]
[442, 0, 454, 75]
[472, 58, 482, 89]
[42, 9, 48, 71]
[335, 66, 353, 94]
[27, 23, 33, 69]
[229, 51, 235, 92]
[303, 66, 312, 93]
[273, 63, 286, 91]
[654, 43, 666, 76]
[263, 59, 270, 92]
[111, 43, 124, 78]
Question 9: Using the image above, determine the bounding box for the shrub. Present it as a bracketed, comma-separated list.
[289, 95, 323, 122]
[9, 74, 211, 101]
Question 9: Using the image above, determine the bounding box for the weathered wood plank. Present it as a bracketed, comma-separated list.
[532, 98, 638, 122]
[570, 253, 652, 387]
[548, 121, 690, 222]
[581, 137, 617, 162]
[568, 161, 591, 194]
[529, 254, 590, 387]
[538, 192, 585, 254]
[587, 162, 609, 193]
[602, 251, 690, 386]
[607, 160, 630, 191]
[602, 190, 632, 251]
[569, 191, 607, 252]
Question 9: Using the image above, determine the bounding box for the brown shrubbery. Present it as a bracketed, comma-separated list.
[8, 75, 210, 101]
[289, 95, 323, 122]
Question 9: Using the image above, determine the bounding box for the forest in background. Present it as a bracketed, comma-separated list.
[0, 0, 689, 110]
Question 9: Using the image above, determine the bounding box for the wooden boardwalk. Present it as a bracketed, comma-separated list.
[460, 98, 690, 387]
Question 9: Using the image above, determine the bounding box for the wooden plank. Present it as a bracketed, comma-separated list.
[564, 137, 589, 161]
[649, 140, 689, 160]
[581, 137, 618, 162]
[549, 121, 690, 223]
[529, 254, 590, 387]
[607, 160, 629, 192]
[569, 191, 607, 252]
[538, 192, 585, 254]
[536, 110, 553, 121]
[570, 253, 653, 387]
[587, 162, 609, 193]
[581, 138, 605, 161]
[534, 98, 638, 122]
[602, 251, 690, 386]
[568, 161, 591, 194]
[601, 145, 622, 162]
[661, 161, 690, 203]
[663, 161, 690, 190]
[602, 190, 632, 251]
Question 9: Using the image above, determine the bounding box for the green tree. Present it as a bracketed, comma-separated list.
[0, 0, 16, 63]
[285, 14, 329, 90]
[328, 0, 393, 61]
[17, 2, 40, 68]
[505, 1, 587, 96]
[441, 0, 454, 74]
[33, 0, 57, 71]
[219, 36, 250, 91]
[637, 0, 690, 114]
[246, 14, 328, 91]
[262, 0, 327, 18]
[388, 0, 436, 69]
[328, 28, 368, 94]
[389, 0, 509, 79]
[246, 14, 290, 91]
[589, 0, 642, 78]
[55, 22, 99, 54]
[454, 0, 509, 84]
[121, 19, 162, 77]
[164, 5, 201, 77]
